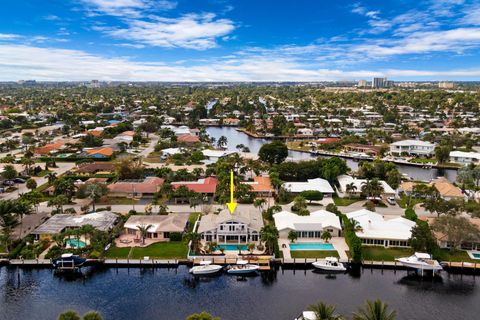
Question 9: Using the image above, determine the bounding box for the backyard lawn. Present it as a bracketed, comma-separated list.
[104, 246, 132, 258]
[130, 242, 188, 259]
[333, 196, 362, 206]
[434, 249, 478, 263]
[362, 246, 414, 261]
[291, 250, 340, 259]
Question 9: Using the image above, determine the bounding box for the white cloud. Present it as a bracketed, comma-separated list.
[95, 13, 235, 49]
[81, 0, 177, 17]
[0, 33, 21, 40]
[461, 4, 480, 25]
[0, 44, 479, 82]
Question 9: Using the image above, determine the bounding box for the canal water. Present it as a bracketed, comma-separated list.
[0, 266, 478, 320]
[205, 127, 457, 182]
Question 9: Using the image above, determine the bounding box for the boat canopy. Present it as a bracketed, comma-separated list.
[236, 260, 248, 265]
[199, 260, 212, 265]
[61, 253, 74, 258]
[414, 252, 431, 259]
[325, 257, 339, 262]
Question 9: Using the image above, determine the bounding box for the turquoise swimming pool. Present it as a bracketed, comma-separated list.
[472, 252, 480, 259]
[65, 239, 87, 249]
[217, 244, 248, 251]
[289, 243, 335, 251]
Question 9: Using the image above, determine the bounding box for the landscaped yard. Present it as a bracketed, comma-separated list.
[291, 250, 340, 259]
[143, 151, 162, 163]
[130, 242, 188, 259]
[362, 246, 414, 261]
[434, 249, 478, 263]
[104, 246, 132, 258]
[396, 195, 424, 209]
[188, 212, 200, 232]
[333, 196, 362, 206]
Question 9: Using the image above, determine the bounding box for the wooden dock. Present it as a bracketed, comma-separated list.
[193, 256, 272, 271]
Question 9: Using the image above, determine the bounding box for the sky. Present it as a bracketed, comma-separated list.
[1, 0, 480, 81]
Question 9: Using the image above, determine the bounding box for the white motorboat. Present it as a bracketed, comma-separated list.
[396, 252, 443, 272]
[312, 257, 346, 272]
[189, 261, 223, 275]
[227, 260, 260, 275]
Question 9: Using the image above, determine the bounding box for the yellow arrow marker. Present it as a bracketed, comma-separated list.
[227, 170, 237, 214]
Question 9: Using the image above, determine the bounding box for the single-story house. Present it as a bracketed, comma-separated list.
[177, 134, 201, 144]
[346, 209, 415, 247]
[449, 150, 480, 165]
[171, 177, 218, 203]
[424, 217, 480, 251]
[337, 174, 395, 197]
[33, 141, 65, 156]
[108, 177, 164, 198]
[431, 177, 464, 200]
[201, 149, 236, 164]
[82, 147, 114, 159]
[274, 210, 342, 239]
[197, 208, 263, 244]
[123, 214, 189, 241]
[282, 178, 335, 197]
[77, 162, 115, 174]
[344, 144, 381, 156]
[31, 212, 119, 241]
[242, 176, 274, 197]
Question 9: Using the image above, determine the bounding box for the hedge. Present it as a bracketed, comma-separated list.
[340, 214, 362, 263]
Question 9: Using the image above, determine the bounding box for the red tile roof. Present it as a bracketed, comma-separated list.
[171, 177, 218, 194]
[108, 177, 164, 194]
[177, 134, 200, 143]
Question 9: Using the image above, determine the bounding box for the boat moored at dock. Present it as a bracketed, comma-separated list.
[189, 261, 223, 275]
[52, 253, 86, 271]
[226, 260, 260, 275]
[312, 257, 346, 272]
[396, 252, 443, 274]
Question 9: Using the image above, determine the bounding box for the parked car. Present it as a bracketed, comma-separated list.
[13, 178, 26, 183]
[387, 196, 396, 205]
[3, 180, 14, 186]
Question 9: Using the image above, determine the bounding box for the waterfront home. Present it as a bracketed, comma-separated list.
[171, 177, 218, 203]
[424, 217, 480, 251]
[31, 212, 119, 241]
[343, 143, 381, 157]
[274, 210, 342, 239]
[197, 208, 263, 244]
[76, 162, 115, 174]
[449, 150, 480, 165]
[242, 176, 274, 197]
[121, 214, 189, 245]
[282, 178, 335, 197]
[201, 149, 236, 164]
[346, 209, 415, 247]
[108, 177, 164, 198]
[389, 139, 436, 157]
[177, 134, 200, 145]
[337, 175, 395, 198]
[431, 177, 464, 200]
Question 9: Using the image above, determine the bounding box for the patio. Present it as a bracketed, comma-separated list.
[115, 234, 169, 248]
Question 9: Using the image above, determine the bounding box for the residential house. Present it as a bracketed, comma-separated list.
[77, 162, 115, 174]
[274, 210, 342, 239]
[82, 147, 114, 159]
[425, 217, 480, 251]
[243, 176, 274, 197]
[108, 177, 164, 198]
[431, 177, 464, 200]
[123, 214, 189, 242]
[197, 208, 264, 244]
[344, 144, 381, 157]
[171, 177, 218, 203]
[177, 134, 200, 145]
[33, 141, 65, 156]
[31, 212, 119, 241]
[283, 178, 335, 197]
[390, 140, 436, 157]
[346, 209, 415, 247]
[449, 151, 480, 165]
[337, 175, 395, 198]
[201, 149, 236, 164]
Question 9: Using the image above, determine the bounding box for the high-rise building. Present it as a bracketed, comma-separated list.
[372, 77, 393, 88]
[439, 81, 455, 89]
[358, 80, 368, 87]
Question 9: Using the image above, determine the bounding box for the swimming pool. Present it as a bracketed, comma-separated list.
[468, 251, 480, 260]
[217, 244, 248, 251]
[65, 239, 87, 249]
[289, 243, 335, 251]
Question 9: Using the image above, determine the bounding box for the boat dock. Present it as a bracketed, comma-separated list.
[193, 256, 272, 271]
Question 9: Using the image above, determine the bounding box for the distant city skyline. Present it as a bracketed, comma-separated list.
[1, 0, 480, 81]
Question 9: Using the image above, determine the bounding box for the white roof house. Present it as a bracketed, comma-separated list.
[283, 178, 335, 195]
[449, 151, 480, 165]
[337, 175, 395, 196]
[390, 139, 436, 156]
[274, 210, 341, 236]
[346, 209, 415, 246]
[201, 149, 236, 164]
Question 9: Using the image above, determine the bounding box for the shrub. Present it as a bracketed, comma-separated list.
[341, 214, 362, 263]
[89, 250, 101, 259]
[169, 232, 183, 242]
[404, 207, 418, 221]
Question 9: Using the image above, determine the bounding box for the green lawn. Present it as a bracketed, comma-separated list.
[333, 196, 362, 206]
[362, 246, 414, 261]
[130, 242, 188, 259]
[396, 195, 424, 209]
[98, 197, 138, 205]
[291, 250, 340, 259]
[188, 212, 200, 232]
[409, 158, 437, 164]
[434, 249, 477, 263]
[37, 170, 52, 177]
[105, 246, 132, 258]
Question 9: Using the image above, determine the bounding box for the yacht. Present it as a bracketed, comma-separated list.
[312, 257, 346, 272]
[52, 253, 86, 270]
[396, 252, 443, 272]
[226, 260, 260, 275]
[189, 261, 223, 275]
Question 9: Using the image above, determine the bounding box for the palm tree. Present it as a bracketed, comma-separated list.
[57, 310, 81, 320]
[345, 182, 357, 198]
[21, 157, 35, 175]
[321, 230, 332, 243]
[82, 311, 103, 320]
[352, 300, 397, 320]
[183, 231, 202, 253]
[308, 302, 344, 320]
[349, 218, 363, 232]
[136, 224, 153, 245]
[260, 224, 279, 255]
[47, 172, 57, 184]
[361, 179, 384, 201]
[217, 135, 228, 149]
[85, 183, 108, 212]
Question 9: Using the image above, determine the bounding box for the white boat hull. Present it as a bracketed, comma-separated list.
[396, 258, 443, 271]
[189, 265, 223, 275]
[227, 265, 260, 275]
[312, 261, 346, 272]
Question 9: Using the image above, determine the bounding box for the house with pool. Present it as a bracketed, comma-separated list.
[274, 210, 342, 239]
[346, 209, 415, 248]
[197, 208, 264, 248]
[31, 212, 119, 244]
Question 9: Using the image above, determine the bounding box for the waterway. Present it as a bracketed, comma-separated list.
[0, 266, 478, 320]
[205, 126, 457, 182]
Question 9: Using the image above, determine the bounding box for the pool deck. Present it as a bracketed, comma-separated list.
[279, 238, 349, 261]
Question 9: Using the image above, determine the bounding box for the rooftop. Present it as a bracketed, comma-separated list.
[124, 214, 189, 233]
[31, 212, 119, 235]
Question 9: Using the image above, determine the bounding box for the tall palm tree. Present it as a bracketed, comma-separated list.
[136, 224, 153, 245]
[361, 179, 384, 200]
[346, 182, 357, 198]
[352, 300, 397, 320]
[47, 172, 57, 184]
[217, 135, 228, 149]
[308, 302, 344, 320]
[260, 224, 279, 255]
[183, 231, 202, 253]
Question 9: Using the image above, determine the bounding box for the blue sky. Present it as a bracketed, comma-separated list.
[1, 0, 480, 81]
